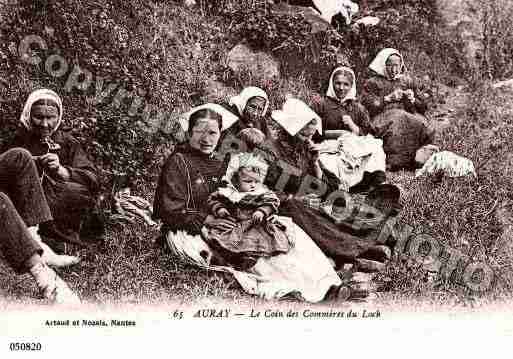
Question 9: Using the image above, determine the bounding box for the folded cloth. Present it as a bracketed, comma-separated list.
[415, 151, 477, 178]
[355, 16, 380, 27]
[319, 131, 386, 189]
[114, 188, 157, 226]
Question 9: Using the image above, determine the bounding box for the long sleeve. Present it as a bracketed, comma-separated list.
[412, 79, 428, 115]
[400, 76, 428, 115]
[352, 101, 374, 135]
[153, 154, 207, 235]
[11, 129, 98, 193]
[207, 191, 229, 216]
[65, 138, 99, 193]
[362, 77, 386, 117]
[255, 191, 280, 217]
[320, 166, 341, 196]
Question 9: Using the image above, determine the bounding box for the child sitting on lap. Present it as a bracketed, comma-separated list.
[204, 152, 292, 270]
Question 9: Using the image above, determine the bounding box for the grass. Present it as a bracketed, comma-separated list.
[0, 0, 512, 308]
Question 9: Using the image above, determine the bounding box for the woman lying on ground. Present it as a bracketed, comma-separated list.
[259, 99, 398, 269]
[313, 66, 386, 192]
[0, 147, 80, 305]
[361, 48, 435, 170]
[12, 89, 100, 252]
[153, 104, 350, 302]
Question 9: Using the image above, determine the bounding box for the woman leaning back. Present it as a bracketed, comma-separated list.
[255, 99, 396, 270]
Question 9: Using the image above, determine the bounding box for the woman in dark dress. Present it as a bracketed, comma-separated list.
[261, 98, 397, 268]
[314, 66, 373, 137]
[361, 48, 435, 170]
[223, 87, 270, 138]
[13, 89, 99, 251]
[313, 66, 386, 192]
[153, 104, 345, 302]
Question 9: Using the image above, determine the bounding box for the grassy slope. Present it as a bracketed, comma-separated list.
[0, 0, 512, 306]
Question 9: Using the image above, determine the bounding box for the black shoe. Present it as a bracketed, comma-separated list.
[38, 234, 66, 254]
[39, 222, 87, 247]
[365, 183, 402, 215]
[350, 171, 386, 194]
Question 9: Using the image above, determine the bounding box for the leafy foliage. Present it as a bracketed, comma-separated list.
[0, 0, 229, 193]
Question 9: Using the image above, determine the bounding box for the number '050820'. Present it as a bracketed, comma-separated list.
[9, 342, 42, 351]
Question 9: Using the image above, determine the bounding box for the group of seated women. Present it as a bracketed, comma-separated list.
[1, 48, 434, 305]
[153, 48, 434, 302]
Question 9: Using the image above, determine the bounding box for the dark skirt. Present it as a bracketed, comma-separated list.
[279, 197, 397, 266]
[373, 109, 434, 171]
[205, 219, 292, 270]
[42, 175, 96, 245]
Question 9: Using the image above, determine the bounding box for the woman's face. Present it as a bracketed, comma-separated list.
[189, 118, 221, 154]
[266, 119, 281, 140]
[298, 120, 317, 140]
[243, 96, 266, 125]
[333, 73, 353, 99]
[30, 103, 59, 138]
[385, 54, 403, 79]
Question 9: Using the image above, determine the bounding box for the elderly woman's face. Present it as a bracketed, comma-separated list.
[30, 103, 59, 138]
[298, 120, 317, 140]
[189, 118, 221, 154]
[266, 119, 281, 140]
[333, 73, 353, 99]
[243, 96, 266, 125]
[385, 54, 402, 79]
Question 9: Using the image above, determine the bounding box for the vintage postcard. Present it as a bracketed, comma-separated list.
[1, 0, 512, 356]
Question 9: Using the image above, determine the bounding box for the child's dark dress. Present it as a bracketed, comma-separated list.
[205, 187, 292, 269]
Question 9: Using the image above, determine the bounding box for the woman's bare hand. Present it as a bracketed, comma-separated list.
[342, 115, 360, 135]
[404, 89, 415, 103]
[385, 88, 403, 103]
[39, 153, 60, 171]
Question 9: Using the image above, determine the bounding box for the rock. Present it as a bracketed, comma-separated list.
[355, 258, 386, 273]
[226, 43, 280, 81]
[349, 280, 376, 293]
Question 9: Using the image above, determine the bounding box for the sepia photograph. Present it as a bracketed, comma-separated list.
[0, 0, 512, 356]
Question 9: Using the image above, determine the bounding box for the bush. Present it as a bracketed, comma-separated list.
[208, 0, 468, 94]
[0, 0, 230, 194]
[480, 0, 513, 80]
